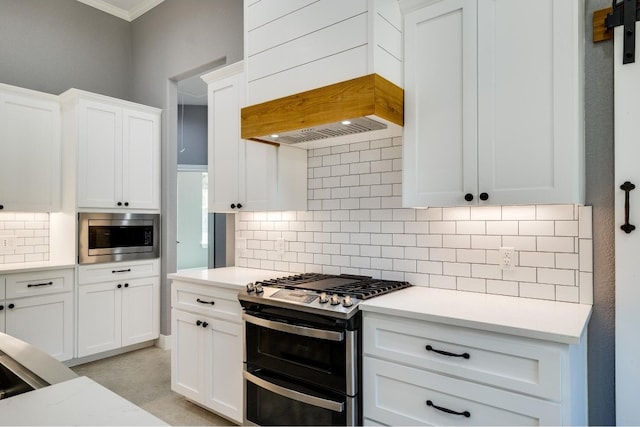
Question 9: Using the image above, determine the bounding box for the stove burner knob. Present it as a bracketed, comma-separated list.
[318, 292, 329, 304]
[246, 282, 255, 293]
[255, 284, 264, 294]
[330, 294, 341, 306]
[342, 295, 354, 307]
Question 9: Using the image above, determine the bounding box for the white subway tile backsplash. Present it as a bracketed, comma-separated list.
[0, 213, 50, 264]
[236, 140, 593, 305]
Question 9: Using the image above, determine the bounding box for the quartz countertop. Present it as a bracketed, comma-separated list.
[0, 376, 167, 426]
[359, 286, 592, 345]
[168, 266, 294, 291]
[0, 261, 76, 274]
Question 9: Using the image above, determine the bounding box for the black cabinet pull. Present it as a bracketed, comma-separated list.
[112, 269, 132, 274]
[196, 320, 202, 326]
[8, 304, 15, 309]
[27, 281, 53, 288]
[479, 192, 489, 201]
[464, 193, 473, 202]
[124, 202, 129, 207]
[426, 344, 470, 359]
[230, 203, 236, 209]
[0, 305, 4, 310]
[237, 203, 243, 209]
[202, 322, 209, 328]
[117, 202, 122, 206]
[197, 298, 215, 306]
[426, 400, 470, 418]
[621, 181, 636, 233]
[117, 284, 122, 289]
[0, 205, 3, 210]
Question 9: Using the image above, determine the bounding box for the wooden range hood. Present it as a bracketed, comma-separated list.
[241, 74, 404, 149]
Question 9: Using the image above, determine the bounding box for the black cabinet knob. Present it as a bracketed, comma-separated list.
[0, 305, 4, 311]
[479, 192, 489, 201]
[0, 205, 3, 210]
[124, 202, 129, 207]
[124, 283, 129, 288]
[8, 304, 14, 309]
[464, 193, 474, 202]
[196, 320, 202, 326]
[202, 322, 209, 328]
[230, 203, 236, 209]
[117, 202, 122, 206]
[237, 203, 243, 209]
[117, 284, 122, 289]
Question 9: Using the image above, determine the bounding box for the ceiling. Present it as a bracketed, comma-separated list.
[177, 74, 208, 106]
[76, 0, 165, 22]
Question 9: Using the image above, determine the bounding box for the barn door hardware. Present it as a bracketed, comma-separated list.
[605, 0, 640, 63]
[621, 181, 636, 233]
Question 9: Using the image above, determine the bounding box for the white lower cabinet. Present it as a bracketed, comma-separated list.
[171, 280, 243, 424]
[77, 260, 159, 358]
[363, 312, 587, 426]
[0, 269, 74, 361]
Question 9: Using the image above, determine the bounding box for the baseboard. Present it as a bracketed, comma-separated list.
[156, 334, 171, 350]
[65, 341, 155, 367]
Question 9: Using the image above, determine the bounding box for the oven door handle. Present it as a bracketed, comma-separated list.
[243, 371, 345, 413]
[242, 313, 344, 342]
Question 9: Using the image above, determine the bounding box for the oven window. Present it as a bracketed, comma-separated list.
[88, 225, 154, 249]
[245, 371, 348, 426]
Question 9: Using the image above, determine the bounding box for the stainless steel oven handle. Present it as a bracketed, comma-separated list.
[243, 371, 344, 413]
[242, 313, 344, 342]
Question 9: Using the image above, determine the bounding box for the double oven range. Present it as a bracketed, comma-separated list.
[238, 273, 411, 426]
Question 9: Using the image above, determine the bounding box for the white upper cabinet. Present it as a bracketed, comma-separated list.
[402, 0, 584, 207]
[0, 84, 61, 212]
[244, 0, 403, 104]
[202, 62, 306, 213]
[61, 89, 161, 211]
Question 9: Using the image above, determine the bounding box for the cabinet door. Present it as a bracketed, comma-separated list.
[477, 0, 582, 204]
[77, 282, 121, 357]
[204, 318, 244, 423]
[0, 90, 61, 211]
[121, 276, 159, 347]
[171, 309, 206, 403]
[402, 0, 478, 207]
[122, 109, 160, 210]
[243, 141, 277, 211]
[208, 72, 243, 212]
[5, 293, 73, 361]
[77, 99, 122, 208]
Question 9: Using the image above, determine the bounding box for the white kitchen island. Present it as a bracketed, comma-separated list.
[0, 376, 166, 426]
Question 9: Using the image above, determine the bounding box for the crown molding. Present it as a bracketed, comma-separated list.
[76, 0, 165, 22]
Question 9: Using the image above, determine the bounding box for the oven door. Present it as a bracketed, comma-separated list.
[244, 368, 357, 426]
[243, 311, 356, 395]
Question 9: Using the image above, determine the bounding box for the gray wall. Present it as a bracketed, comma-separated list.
[585, 0, 615, 424]
[129, 0, 243, 336]
[0, 0, 131, 98]
[177, 105, 208, 166]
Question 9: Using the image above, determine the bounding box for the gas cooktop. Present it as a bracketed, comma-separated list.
[238, 273, 412, 319]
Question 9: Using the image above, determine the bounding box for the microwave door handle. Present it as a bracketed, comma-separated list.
[242, 313, 344, 342]
[243, 371, 344, 413]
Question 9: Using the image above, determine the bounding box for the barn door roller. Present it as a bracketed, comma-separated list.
[606, 0, 640, 63]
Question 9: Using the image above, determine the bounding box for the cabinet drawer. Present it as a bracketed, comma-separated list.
[364, 357, 562, 426]
[363, 312, 563, 401]
[171, 280, 241, 324]
[5, 269, 73, 298]
[78, 259, 159, 284]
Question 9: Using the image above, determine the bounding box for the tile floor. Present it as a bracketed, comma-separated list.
[71, 346, 234, 426]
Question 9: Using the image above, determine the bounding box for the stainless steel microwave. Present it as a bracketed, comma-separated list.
[78, 213, 160, 264]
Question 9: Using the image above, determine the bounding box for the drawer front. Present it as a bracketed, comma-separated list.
[363, 312, 564, 401]
[364, 357, 563, 426]
[171, 280, 241, 323]
[5, 269, 73, 298]
[78, 259, 159, 284]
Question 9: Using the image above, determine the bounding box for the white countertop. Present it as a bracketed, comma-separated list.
[0, 376, 167, 426]
[360, 286, 592, 344]
[0, 261, 76, 274]
[168, 266, 293, 291]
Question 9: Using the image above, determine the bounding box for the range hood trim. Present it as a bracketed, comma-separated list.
[241, 74, 403, 147]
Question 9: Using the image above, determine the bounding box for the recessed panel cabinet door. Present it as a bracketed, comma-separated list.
[171, 309, 206, 403]
[77, 100, 122, 208]
[122, 110, 160, 210]
[77, 282, 122, 357]
[121, 277, 159, 347]
[244, 141, 277, 211]
[402, 0, 478, 207]
[477, 0, 582, 204]
[0, 90, 61, 211]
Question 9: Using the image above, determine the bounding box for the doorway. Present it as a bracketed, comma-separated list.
[177, 167, 208, 270]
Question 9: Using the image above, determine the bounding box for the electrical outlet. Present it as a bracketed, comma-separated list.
[499, 247, 515, 270]
[0, 236, 16, 254]
[275, 238, 285, 260]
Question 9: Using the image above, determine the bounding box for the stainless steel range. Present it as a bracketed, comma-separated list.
[238, 273, 411, 426]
